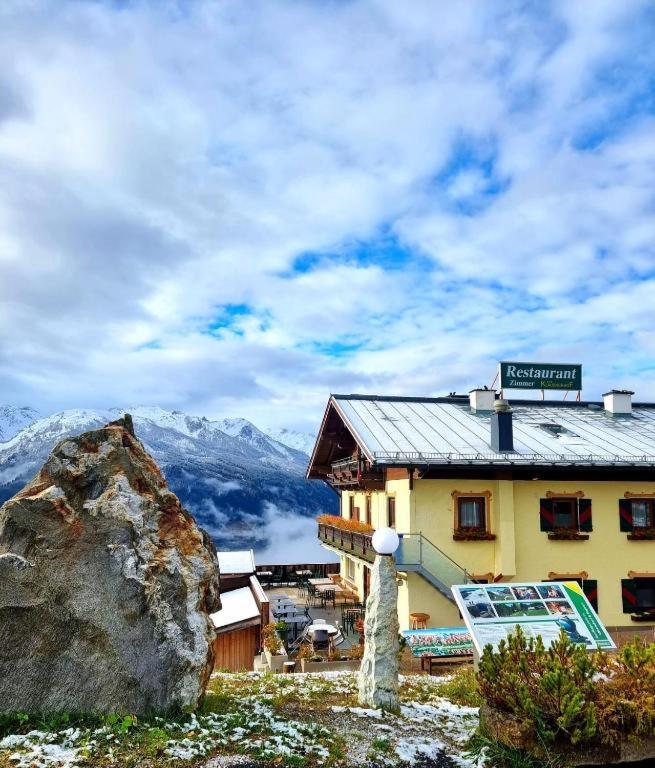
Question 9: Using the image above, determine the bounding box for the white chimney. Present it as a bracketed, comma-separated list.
[602, 389, 634, 415]
[469, 388, 496, 412]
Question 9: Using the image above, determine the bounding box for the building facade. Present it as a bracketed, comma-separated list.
[308, 389, 655, 640]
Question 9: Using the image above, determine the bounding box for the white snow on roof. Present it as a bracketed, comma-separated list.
[210, 586, 260, 629]
[217, 549, 256, 575]
[332, 396, 655, 467]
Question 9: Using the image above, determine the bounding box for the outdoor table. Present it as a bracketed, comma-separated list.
[306, 623, 338, 636]
[257, 571, 273, 577]
[295, 569, 312, 576]
[308, 578, 333, 586]
[316, 584, 344, 593]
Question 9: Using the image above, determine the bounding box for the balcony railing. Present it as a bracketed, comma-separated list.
[317, 522, 375, 563]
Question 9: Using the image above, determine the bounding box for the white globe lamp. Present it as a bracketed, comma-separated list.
[372, 527, 399, 556]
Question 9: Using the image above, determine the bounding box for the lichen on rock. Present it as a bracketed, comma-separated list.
[0, 414, 220, 714]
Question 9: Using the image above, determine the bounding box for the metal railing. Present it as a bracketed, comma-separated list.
[317, 523, 375, 562]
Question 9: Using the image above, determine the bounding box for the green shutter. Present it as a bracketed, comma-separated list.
[582, 579, 598, 612]
[578, 499, 593, 532]
[621, 579, 637, 613]
[539, 499, 554, 531]
[619, 499, 633, 532]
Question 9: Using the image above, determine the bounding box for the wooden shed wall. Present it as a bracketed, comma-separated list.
[214, 625, 260, 672]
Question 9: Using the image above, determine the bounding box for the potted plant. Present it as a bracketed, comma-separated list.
[262, 621, 289, 672]
[275, 620, 289, 642]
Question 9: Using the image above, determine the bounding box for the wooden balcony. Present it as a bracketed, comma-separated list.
[317, 522, 375, 563]
[327, 457, 384, 489]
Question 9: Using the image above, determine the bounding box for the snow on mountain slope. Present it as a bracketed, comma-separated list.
[0, 406, 337, 557]
[263, 427, 316, 456]
[0, 406, 40, 442]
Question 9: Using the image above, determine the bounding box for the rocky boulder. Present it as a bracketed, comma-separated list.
[0, 415, 220, 714]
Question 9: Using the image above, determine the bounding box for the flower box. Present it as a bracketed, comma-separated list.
[264, 647, 290, 672]
[453, 529, 496, 541]
[547, 529, 589, 541]
[627, 528, 655, 540]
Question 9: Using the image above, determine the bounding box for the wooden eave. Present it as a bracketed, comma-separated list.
[306, 396, 374, 480]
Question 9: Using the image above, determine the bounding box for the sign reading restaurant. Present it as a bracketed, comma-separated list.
[500, 361, 582, 391]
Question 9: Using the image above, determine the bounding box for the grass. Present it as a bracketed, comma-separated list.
[0, 669, 480, 767]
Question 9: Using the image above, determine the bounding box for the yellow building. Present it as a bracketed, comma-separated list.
[307, 390, 655, 641]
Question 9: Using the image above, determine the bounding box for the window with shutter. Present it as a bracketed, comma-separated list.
[365, 496, 371, 526]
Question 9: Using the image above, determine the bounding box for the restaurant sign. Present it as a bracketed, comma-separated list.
[500, 361, 582, 391]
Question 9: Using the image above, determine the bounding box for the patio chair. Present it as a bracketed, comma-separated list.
[320, 589, 336, 609]
[312, 628, 330, 652]
[306, 583, 321, 608]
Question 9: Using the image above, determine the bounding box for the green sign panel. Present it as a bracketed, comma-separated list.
[500, 361, 582, 391]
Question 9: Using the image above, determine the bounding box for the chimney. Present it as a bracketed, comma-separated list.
[602, 389, 634, 415]
[469, 388, 496, 412]
[491, 399, 514, 452]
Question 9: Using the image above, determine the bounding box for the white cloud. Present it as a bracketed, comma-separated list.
[0, 1, 653, 428]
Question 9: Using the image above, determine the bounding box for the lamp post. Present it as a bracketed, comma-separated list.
[357, 527, 400, 713]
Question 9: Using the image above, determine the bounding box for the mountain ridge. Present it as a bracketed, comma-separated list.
[0, 405, 335, 557]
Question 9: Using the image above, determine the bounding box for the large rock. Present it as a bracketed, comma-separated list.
[0, 415, 220, 714]
[358, 554, 400, 712]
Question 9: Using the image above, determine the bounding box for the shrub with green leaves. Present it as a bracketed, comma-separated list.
[476, 627, 655, 752]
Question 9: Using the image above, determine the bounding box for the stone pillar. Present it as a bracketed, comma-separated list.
[358, 554, 400, 712]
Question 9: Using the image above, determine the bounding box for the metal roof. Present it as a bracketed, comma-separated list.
[331, 395, 655, 467]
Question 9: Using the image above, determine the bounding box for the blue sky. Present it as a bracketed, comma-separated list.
[0, 0, 654, 430]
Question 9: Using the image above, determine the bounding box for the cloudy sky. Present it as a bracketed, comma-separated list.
[1, 1, 654, 431]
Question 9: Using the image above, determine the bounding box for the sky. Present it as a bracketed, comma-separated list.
[1, 0, 654, 432]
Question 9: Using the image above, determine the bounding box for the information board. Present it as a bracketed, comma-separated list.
[499, 361, 582, 391]
[451, 581, 615, 655]
[402, 627, 473, 658]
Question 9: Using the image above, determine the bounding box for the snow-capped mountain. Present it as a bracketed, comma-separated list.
[0, 406, 40, 442]
[263, 427, 316, 456]
[0, 406, 337, 555]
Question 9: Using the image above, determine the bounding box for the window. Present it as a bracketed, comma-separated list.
[353, 506, 360, 521]
[387, 497, 396, 528]
[347, 495, 354, 519]
[540, 497, 593, 534]
[345, 558, 356, 581]
[552, 498, 576, 529]
[457, 497, 486, 530]
[631, 499, 654, 528]
[636, 579, 655, 610]
[365, 496, 372, 526]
